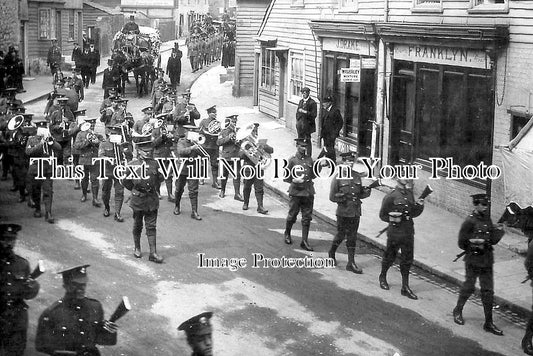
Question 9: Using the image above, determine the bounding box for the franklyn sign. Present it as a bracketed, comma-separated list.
[393, 44, 490, 70]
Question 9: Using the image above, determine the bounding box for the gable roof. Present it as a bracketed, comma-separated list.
[83, 0, 121, 15]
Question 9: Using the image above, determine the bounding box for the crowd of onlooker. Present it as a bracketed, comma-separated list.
[0, 46, 25, 94]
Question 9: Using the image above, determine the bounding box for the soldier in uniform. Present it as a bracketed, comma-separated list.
[452, 194, 505, 335]
[70, 109, 86, 191]
[35, 265, 118, 355]
[328, 152, 371, 273]
[178, 311, 213, 356]
[217, 115, 243, 201]
[48, 97, 75, 166]
[283, 138, 315, 251]
[198, 105, 221, 189]
[5, 114, 31, 203]
[46, 39, 62, 75]
[122, 137, 165, 263]
[173, 125, 202, 220]
[0, 224, 40, 355]
[98, 125, 133, 222]
[67, 67, 84, 103]
[378, 177, 425, 300]
[152, 112, 175, 202]
[295, 87, 317, 157]
[132, 106, 153, 135]
[25, 117, 61, 223]
[241, 123, 273, 214]
[188, 36, 198, 73]
[74, 117, 103, 207]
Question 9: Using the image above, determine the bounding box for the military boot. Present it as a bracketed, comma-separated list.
[346, 247, 362, 274]
[242, 186, 251, 210]
[211, 168, 221, 189]
[92, 187, 101, 207]
[166, 180, 175, 203]
[256, 194, 268, 214]
[453, 295, 468, 325]
[284, 221, 293, 244]
[173, 196, 181, 215]
[114, 199, 124, 222]
[219, 179, 227, 198]
[482, 295, 503, 336]
[233, 179, 244, 202]
[103, 203, 111, 217]
[300, 224, 313, 251]
[378, 263, 390, 290]
[133, 234, 142, 258]
[328, 240, 341, 267]
[190, 198, 202, 221]
[400, 266, 417, 300]
[44, 199, 54, 224]
[147, 235, 164, 263]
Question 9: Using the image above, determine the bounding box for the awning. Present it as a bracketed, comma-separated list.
[374, 23, 508, 50]
[309, 20, 375, 41]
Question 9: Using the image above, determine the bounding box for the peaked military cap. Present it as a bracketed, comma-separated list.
[177, 311, 213, 336]
[0, 224, 21, 241]
[73, 109, 87, 116]
[135, 136, 154, 149]
[32, 116, 49, 126]
[294, 138, 309, 145]
[471, 194, 490, 204]
[57, 97, 69, 103]
[141, 106, 153, 113]
[22, 113, 35, 121]
[206, 105, 216, 114]
[226, 114, 238, 120]
[83, 117, 97, 122]
[57, 264, 90, 283]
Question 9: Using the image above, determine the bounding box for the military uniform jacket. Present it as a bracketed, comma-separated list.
[458, 211, 504, 267]
[98, 139, 132, 177]
[49, 107, 75, 142]
[152, 127, 173, 158]
[329, 173, 371, 217]
[283, 152, 315, 197]
[122, 158, 163, 211]
[47, 46, 62, 65]
[69, 76, 84, 101]
[74, 131, 103, 166]
[217, 127, 240, 159]
[379, 188, 424, 239]
[0, 252, 40, 331]
[296, 97, 317, 134]
[35, 297, 117, 355]
[25, 135, 61, 176]
[6, 128, 28, 160]
[198, 117, 219, 150]
[176, 137, 201, 177]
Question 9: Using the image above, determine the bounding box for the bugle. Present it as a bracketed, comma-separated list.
[109, 296, 131, 322]
[30, 260, 46, 279]
[418, 184, 433, 200]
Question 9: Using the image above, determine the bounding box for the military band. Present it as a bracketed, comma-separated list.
[216, 114, 243, 201]
[74, 117, 103, 207]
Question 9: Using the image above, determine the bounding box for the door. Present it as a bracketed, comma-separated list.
[390, 61, 415, 165]
[55, 10, 61, 47]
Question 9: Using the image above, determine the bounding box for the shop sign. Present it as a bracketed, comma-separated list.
[393, 44, 489, 69]
[335, 139, 358, 154]
[361, 58, 376, 69]
[340, 68, 360, 82]
[323, 37, 376, 56]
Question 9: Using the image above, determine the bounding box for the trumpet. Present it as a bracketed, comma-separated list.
[86, 131, 101, 145]
[186, 131, 209, 157]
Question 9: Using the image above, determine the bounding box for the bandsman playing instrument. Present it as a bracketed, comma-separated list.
[378, 177, 425, 300]
[198, 105, 221, 189]
[67, 67, 84, 103]
[48, 97, 74, 166]
[173, 125, 203, 220]
[74, 117, 104, 207]
[25, 117, 60, 223]
[70, 109, 86, 191]
[0, 224, 40, 355]
[132, 106, 153, 136]
[152, 112, 175, 202]
[101, 98, 127, 134]
[217, 114, 243, 201]
[178, 311, 213, 356]
[240, 123, 273, 214]
[5, 113, 32, 202]
[99, 88, 118, 115]
[283, 138, 315, 251]
[35, 265, 118, 355]
[98, 125, 133, 222]
[328, 152, 371, 274]
[452, 194, 505, 335]
[122, 136, 165, 263]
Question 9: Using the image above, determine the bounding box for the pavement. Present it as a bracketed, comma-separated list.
[16, 42, 532, 320]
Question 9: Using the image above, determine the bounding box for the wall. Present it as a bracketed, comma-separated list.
[0, 0, 20, 51]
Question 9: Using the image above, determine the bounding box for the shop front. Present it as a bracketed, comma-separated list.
[309, 21, 377, 157]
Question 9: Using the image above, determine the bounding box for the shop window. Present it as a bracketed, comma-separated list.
[339, 0, 358, 12]
[413, 65, 493, 167]
[511, 114, 531, 140]
[39, 8, 54, 40]
[469, 0, 508, 13]
[260, 48, 276, 92]
[289, 51, 305, 101]
[68, 10, 75, 41]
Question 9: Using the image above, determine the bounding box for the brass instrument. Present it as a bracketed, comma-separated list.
[236, 125, 272, 167]
[110, 134, 127, 167]
[186, 131, 209, 157]
[203, 119, 221, 137]
[42, 135, 55, 156]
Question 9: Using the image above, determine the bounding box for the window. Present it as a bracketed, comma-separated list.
[261, 48, 276, 92]
[412, 0, 442, 12]
[289, 51, 304, 100]
[68, 10, 75, 41]
[414, 64, 493, 166]
[339, 0, 358, 12]
[39, 8, 53, 39]
[511, 114, 531, 140]
[469, 0, 508, 13]
[291, 0, 304, 7]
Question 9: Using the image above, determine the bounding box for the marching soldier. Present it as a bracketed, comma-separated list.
[70, 109, 86, 190]
[452, 194, 505, 335]
[35, 265, 118, 355]
[98, 125, 133, 222]
[74, 117, 103, 207]
[188, 36, 197, 72]
[328, 152, 371, 273]
[241, 123, 273, 214]
[283, 138, 315, 251]
[67, 67, 84, 103]
[152, 112, 175, 202]
[178, 312, 213, 356]
[5, 114, 31, 202]
[25, 117, 60, 223]
[173, 125, 202, 220]
[132, 106, 153, 135]
[216, 114, 243, 201]
[0, 224, 40, 355]
[122, 137, 165, 263]
[378, 177, 425, 300]
[48, 97, 74, 166]
[198, 105, 221, 189]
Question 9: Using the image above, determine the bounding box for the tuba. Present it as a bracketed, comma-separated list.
[236, 125, 272, 167]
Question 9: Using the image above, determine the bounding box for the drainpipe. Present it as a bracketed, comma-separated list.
[378, 0, 390, 164]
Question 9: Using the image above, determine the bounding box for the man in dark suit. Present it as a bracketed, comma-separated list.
[295, 87, 317, 156]
[318, 95, 343, 164]
[166, 49, 182, 89]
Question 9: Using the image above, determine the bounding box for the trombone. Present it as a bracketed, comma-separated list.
[186, 131, 209, 158]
